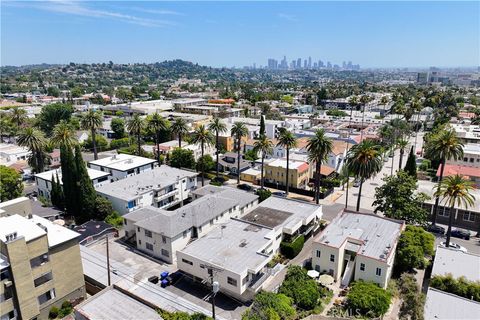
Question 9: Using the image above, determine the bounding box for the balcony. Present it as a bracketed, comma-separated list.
[248, 272, 269, 291]
[154, 189, 178, 202]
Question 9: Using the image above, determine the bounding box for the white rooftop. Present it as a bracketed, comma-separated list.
[35, 167, 110, 183]
[432, 246, 480, 282]
[88, 154, 156, 171]
[0, 143, 29, 155]
[425, 288, 480, 319]
[266, 158, 308, 170]
[464, 143, 480, 155]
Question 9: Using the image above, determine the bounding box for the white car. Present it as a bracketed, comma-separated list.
[439, 241, 467, 253]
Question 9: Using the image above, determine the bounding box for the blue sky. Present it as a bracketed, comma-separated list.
[1, 1, 479, 68]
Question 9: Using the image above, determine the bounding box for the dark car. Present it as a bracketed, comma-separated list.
[451, 229, 470, 240]
[272, 191, 287, 197]
[166, 271, 182, 285]
[427, 224, 445, 235]
[237, 183, 253, 191]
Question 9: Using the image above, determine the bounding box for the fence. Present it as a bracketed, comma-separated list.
[263, 181, 333, 199]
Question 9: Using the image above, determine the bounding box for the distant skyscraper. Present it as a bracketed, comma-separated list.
[297, 58, 302, 69]
[304, 59, 307, 69]
[267, 58, 278, 70]
[319, 60, 324, 68]
[313, 62, 318, 68]
[342, 61, 346, 69]
[327, 61, 332, 69]
[308, 56, 312, 69]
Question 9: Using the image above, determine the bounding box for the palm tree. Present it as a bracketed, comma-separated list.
[254, 135, 273, 189]
[51, 120, 77, 148]
[171, 118, 189, 148]
[191, 124, 214, 187]
[307, 129, 333, 204]
[80, 110, 103, 160]
[346, 140, 383, 212]
[126, 114, 145, 156]
[277, 131, 297, 196]
[231, 122, 248, 184]
[397, 138, 409, 170]
[426, 129, 464, 225]
[17, 127, 50, 173]
[148, 113, 169, 164]
[434, 175, 475, 248]
[208, 118, 227, 179]
[10, 107, 27, 129]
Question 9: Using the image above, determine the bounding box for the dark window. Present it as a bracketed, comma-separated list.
[360, 263, 365, 271]
[316, 250, 321, 258]
[145, 230, 152, 238]
[376, 268, 382, 276]
[330, 254, 335, 262]
[0, 269, 11, 281]
[37, 289, 55, 305]
[30, 254, 49, 268]
[161, 249, 169, 257]
[182, 258, 193, 266]
[227, 277, 237, 287]
[34, 272, 53, 287]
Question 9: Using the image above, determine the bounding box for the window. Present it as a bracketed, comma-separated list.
[145, 230, 152, 238]
[242, 275, 249, 285]
[438, 207, 450, 217]
[137, 227, 140, 232]
[138, 239, 142, 245]
[316, 250, 321, 258]
[0, 269, 11, 281]
[360, 263, 365, 271]
[161, 249, 169, 257]
[30, 253, 49, 268]
[463, 212, 475, 222]
[182, 258, 193, 266]
[0, 288, 12, 303]
[0, 310, 16, 320]
[38, 288, 55, 305]
[330, 254, 335, 262]
[146, 243, 154, 251]
[227, 277, 237, 287]
[376, 268, 382, 276]
[34, 272, 53, 287]
[276, 234, 282, 240]
[162, 236, 167, 244]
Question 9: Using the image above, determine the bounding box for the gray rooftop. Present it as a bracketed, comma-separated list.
[315, 211, 404, 261]
[241, 207, 292, 229]
[192, 185, 258, 208]
[180, 219, 273, 274]
[432, 246, 480, 282]
[424, 288, 480, 319]
[95, 165, 197, 200]
[418, 180, 480, 211]
[74, 287, 162, 320]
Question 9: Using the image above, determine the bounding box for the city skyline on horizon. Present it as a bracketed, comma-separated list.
[1, 1, 479, 68]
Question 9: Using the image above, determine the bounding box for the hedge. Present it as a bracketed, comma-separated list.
[430, 274, 480, 302]
[280, 235, 305, 259]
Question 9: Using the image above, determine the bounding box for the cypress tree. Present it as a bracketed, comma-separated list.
[60, 145, 78, 217]
[50, 174, 58, 207]
[404, 146, 417, 178]
[74, 145, 96, 223]
[55, 172, 65, 211]
[259, 114, 266, 137]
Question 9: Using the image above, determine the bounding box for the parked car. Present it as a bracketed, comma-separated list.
[166, 271, 182, 285]
[237, 183, 253, 191]
[272, 191, 287, 197]
[439, 241, 467, 253]
[427, 224, 445, 235]
[451, 229, 471, 240]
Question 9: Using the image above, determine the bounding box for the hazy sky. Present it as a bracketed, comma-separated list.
[1, 1, 479, 67]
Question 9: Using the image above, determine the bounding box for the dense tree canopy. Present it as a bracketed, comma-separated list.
[0, 165, 23, 201]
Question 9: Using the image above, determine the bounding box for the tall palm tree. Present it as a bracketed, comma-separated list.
[51, 120, 77, 148]
[10, 107, 27, 129]
[191, 124, 214, 187]
[148, 113, 169, 164]
[17, 127, 50, 173]
[426, 129, 464, 225]
[231, 122, 248, 184]
[126, 114, 145, 156]
[254, 135, 273, 189]
[346, 140, 383, 212]
[277, 131, 297, 196]
[397, 138, 409, 170]
[434, 175, 475, 248]
[208, 118, 227, 179]
[171, 118, 189, 148]
[359, 95, 370, 140]
[80, 110, 103, 160]
[307, 129, 333, 204]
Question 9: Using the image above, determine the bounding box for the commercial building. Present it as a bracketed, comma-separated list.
[312, 211, 404, 289]
[264, 159, 310, 189]
[95, 165, 198, 215]
[0, 214, 85, 320]
[88, 154, 156, 182]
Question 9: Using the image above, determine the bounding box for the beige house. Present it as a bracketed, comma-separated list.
[264, 159, 310, 189]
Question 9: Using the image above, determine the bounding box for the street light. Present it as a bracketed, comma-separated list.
[212, 281, 220, 319]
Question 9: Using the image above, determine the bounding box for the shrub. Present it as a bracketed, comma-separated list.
[279, 266, 320, 310]
[280, 235, 305, 259]
[110, 137, 130, 149]
[256, 188, 271, 202]
[210, 181, 222, 186]
[395, 225, 434, 271]
[83, 134, 109, 152]
[242, 291, 296, 320]
[430, 274, 480, 302]
[105, 211, 124, 228]
[346, 281, 391, 317]
[398, 273, 425, 320]
[48, 306, 59, 319]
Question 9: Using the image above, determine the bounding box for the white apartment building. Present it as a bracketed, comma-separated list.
[451, 124, 480, 144]
[34, 168, 111, 199]
[0, 143, 30, 165]
[227, 117, 284, 140]
[95, 166, 198, 215]
[446, 143, 480, 168]
[88, 154, 156, 182]
[312, 211, 404, 289]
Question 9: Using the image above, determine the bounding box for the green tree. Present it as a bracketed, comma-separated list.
[395, 226, 434, 272]
[231, 122, 248, 184]
[278, 266, 320, 310]
[196, 155, 215, 173]
[170, 148, 195, 170]
[51, 120, 77, 148]
[70, 87, 84, 98]
[60, 144, 78, 217]
[94, 196, 114, 220]
[254, 135, 273, 189]
[307, 129, 333, 204]
[17, 127, 50, 173]
[0, 165, 23, 201]
[171, 118, 189, 148]
[9, 107, 27, 129]
[47, 86, 60, 97]
[277, 131, 297, 196]
[208, 118, 227, 179]
[434, 175, 475, 248]
[148, 113, 169, 164]
[74, 145, 96, 223]
[256, 188, 272, 202]
[397, 138, 409, 170]
[425, 129, 464, 225]
[116, 87, 133, 101]
[242, 291, 296, 320]
[191, 125, 214, 186]
[346, 281, 391, 317]
[84, 134, 108, 153]
[346, 140, 383, 212]
[111, 117, 126, 139]
[80, 110, 103, 160]
[398, 273, 426, 320]
[259, 115, 266, 137]
[126, 114, 145, 156]
[373, 171, 429, 225]
[37, 103, 74, 135]
[404, 146, 417, 178]
[110, 137, 130, 149]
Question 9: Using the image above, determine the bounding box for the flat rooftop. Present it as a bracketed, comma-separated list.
[180, 219, 273, 274]
[241, 207, 292, 229]
[266, 159, 309, 171]
[417, 180, 480, 210]
[432, 246, 480, 282]
[192, 185, 258, 208]
[95, 165, 197, 200]
[35, 167, 110, 182]
[314, 211, 404, 262]
[425, 288, 480, 319]
[88, 154, 156, 171]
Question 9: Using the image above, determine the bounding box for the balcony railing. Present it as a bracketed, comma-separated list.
[248, 272, 269, 291]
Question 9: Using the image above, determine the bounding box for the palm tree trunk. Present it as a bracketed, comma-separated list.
[390, 147, 395, 176]
[201, 142, 205, 187]
[178, 135, 182, 148]
[356, 179, 364, 212]
[137, 133, 141, 156]
[345, 176, 350, 209]
[156, 132, 161, 165]
[432, 158, 446, 225]
[91, 128, 98, 160]
[215, 131, 220, 179]
[285, 147, 290, 196]
[261, 155, 265, 189]
[315, 162, 321, 204]
[445, 204, 455, 248]
[236, 137, 241, 184]
[398, 149, 404, 170]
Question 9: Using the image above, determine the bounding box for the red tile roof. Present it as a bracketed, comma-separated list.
[436, 164, 480, 178]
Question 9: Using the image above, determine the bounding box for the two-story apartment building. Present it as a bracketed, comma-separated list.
[312, 211, 404, 289]
[0, 214, 85, 320]
[264, 159, 310, 189]
[95, 166, 198, 215]
[88, 154, 156, 182]
[217, 152, 251, 175]
[446, 143, 480, 168]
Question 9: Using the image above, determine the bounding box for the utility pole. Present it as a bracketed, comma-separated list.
[106, 235, 111, 286]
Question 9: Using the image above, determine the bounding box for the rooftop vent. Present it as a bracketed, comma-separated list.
[5, 232, 17, 242]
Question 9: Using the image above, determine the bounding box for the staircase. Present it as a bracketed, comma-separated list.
[341, 256, 356, 288]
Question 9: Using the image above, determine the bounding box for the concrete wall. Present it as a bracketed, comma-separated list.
[354, 256, 390, 289]
[0, 197, 32, 218]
